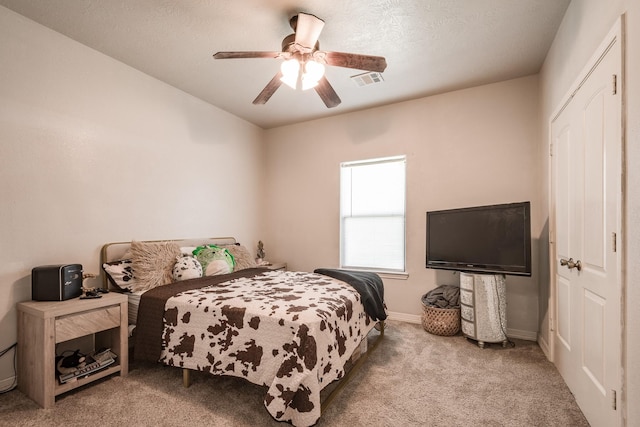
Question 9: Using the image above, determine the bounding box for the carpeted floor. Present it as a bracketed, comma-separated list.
[0, 320, 588, 426]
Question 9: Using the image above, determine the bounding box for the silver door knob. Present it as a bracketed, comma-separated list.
[560, 257, 582, 271]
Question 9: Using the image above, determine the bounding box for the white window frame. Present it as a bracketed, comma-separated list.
[340, 155, 406, 274]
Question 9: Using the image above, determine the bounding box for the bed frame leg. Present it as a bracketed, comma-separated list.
[183, 368, 191, 388]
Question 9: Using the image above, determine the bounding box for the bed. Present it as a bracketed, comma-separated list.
[100, 237, 386, 427]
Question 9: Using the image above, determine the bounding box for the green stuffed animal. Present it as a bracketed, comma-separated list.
[193, 245, 235, 276]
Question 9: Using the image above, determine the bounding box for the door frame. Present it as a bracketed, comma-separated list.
[547, 14, 625, 422]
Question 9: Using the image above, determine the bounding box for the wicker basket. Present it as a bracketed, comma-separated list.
[421, 303, 461, 336]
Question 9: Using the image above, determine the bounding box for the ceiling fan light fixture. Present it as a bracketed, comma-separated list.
[280, 59, 300, 89]
[304, 60, 325, 81]
[301, 60, 324, 90]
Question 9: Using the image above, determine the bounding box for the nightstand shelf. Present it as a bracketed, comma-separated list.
[17, 293, 128, 408]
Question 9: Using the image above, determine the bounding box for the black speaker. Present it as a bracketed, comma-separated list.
[31, 264, 83, 301]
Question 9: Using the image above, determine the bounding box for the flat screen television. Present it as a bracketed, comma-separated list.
[426, 201, 531, 276]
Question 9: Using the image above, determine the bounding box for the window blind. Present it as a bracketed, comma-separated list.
[340, 156, 406, 272]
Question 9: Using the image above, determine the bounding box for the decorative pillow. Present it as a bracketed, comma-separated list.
[222, 244, 258, 271]
[102, 259, 136, 291]
[172, 255, 203, 281]
[130, 240, 181, 292]
[193, 245, 235, 276]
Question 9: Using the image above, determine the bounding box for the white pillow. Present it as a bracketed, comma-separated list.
[180, 246, 198, 256]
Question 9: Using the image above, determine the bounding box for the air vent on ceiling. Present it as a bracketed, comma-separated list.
[350, 71, 384, 87]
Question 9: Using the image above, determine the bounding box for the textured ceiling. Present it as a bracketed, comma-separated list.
[0, 0, 571, 129]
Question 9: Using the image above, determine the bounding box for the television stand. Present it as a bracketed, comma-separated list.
[459, 272, 508, 348]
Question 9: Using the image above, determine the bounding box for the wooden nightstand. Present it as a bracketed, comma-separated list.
[261, 262, 287, 271]
[17, 292, 128, 408]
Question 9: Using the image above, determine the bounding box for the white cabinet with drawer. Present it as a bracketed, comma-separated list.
[459, 272, 508, 348]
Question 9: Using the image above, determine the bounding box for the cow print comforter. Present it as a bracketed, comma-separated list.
[134, 269, 376, 427]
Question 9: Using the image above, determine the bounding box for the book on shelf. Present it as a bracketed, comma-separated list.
[58, 349, 117, 384]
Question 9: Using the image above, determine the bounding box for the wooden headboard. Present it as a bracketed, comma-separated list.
[100, 237, 237, 288]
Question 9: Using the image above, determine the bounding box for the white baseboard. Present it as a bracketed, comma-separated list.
[0, 375, 16, 392]
[506, 328, 537, 341]
[387, 312, 537, 342]
[386, 311, 421, 324]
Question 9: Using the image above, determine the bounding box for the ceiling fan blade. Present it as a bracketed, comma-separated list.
[253, 72, 284, 105]
[314, 76, 341, 108]
[294, 13, 325, 50]
[322, 51, 388, 72]
[213, 51, 283, 59]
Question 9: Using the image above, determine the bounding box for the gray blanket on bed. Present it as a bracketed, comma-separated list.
[314, 268, 387, 321]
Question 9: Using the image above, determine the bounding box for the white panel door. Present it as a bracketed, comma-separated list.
[550, 23, 622, 427]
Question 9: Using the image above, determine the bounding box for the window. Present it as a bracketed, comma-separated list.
[340, 156, 406, 272]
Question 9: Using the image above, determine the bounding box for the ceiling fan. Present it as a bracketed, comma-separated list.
[213, 12, 387, 108]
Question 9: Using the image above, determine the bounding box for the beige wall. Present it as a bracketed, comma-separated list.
[539, 0, 640, 423]
[263, 76, 542, 335]
[0, 8, 265, 386]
